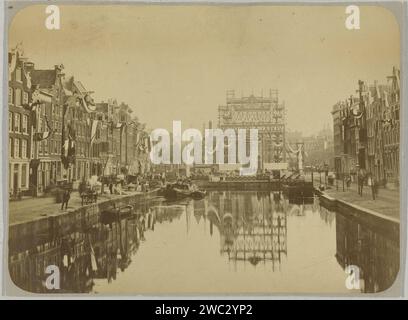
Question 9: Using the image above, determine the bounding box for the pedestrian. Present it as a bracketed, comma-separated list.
[367, 173, 375, 200]
[345, 175, 351, 189]
[109, 182, 113, 194]
[61, 189, 71, 210]
[357, 166, 366, 196]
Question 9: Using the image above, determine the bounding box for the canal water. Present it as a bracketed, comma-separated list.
[9, 191, 399, 294]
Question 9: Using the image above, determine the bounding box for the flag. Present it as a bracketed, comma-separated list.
[34, 131, 52, 141]
[90, 120, 98, 145]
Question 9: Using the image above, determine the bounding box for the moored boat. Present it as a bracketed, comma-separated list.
[161, 183, 206, 201]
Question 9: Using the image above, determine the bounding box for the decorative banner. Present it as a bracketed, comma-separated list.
[137, 132, 152, 154]
[90, 120, 99, 145]
[8, 43, 23, 79]
[82, 94, 96, 112]
[351, 108, 364, 119]
[34, 115, 54, 141]
[115, 122, 124, 129]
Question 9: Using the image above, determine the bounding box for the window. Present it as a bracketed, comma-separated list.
[22, 115, 28, 134]
[14, 113, 20, 132]
[14, 88, 21, 106]
[21, 140, 27, 159]
[15, 68, 22, 82]
[44, 140, 48, 154]
[14, 138, 20, 158]
[21, 164, 27, 188]
[9, 112, 13, 132]
[23, 92, 28, 105]
[8, 88, 13, 104]
[9, 138, 13, 158]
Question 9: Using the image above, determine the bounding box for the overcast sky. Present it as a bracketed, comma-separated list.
[9, 5, 400, 135]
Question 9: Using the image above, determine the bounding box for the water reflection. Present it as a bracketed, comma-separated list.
[335, 212, 399, 293]
[8, 191, 399, 294]
[204, 192, 288, 269]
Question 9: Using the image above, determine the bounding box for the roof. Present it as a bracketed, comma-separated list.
[73, 80, 87, 94]
[30, 70, 56, 88]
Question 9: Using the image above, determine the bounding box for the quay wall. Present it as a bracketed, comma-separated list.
[315, 188, 400, 241]
[9, 190, 160, 253]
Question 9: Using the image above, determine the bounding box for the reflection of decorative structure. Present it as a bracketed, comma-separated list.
[207, 192, 287, 269]
[222, 210, 287, 267]
[218, 90, 286, 171]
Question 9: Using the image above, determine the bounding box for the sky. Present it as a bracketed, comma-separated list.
[8, 5, 400, 135]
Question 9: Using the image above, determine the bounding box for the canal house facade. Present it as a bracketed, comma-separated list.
[8, 46, 152, 198]
[8, 48, 32, 197]
[331, 67, 401, 187]
[28, 64, 65, 195]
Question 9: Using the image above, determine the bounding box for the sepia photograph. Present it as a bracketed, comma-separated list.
[5, 3, 401, 295]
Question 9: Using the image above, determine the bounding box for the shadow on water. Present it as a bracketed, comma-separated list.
[8, 191, 399, 294]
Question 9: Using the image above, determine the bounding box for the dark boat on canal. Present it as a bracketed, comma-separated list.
[100, 204, 133, 225]
[282, 179, 314, 199]
[160, 183, 206, 201]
